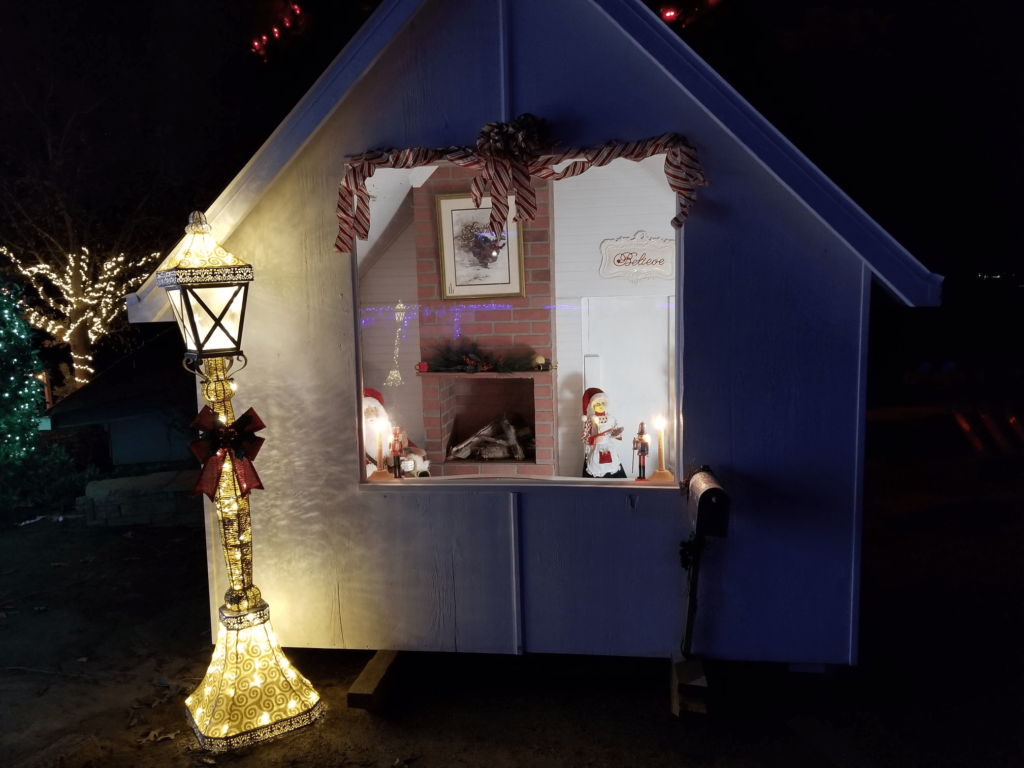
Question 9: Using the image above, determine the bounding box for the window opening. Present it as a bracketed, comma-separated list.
[356, 156, 683, 482]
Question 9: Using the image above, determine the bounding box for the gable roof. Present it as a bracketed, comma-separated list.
[127, 0, 940, 323]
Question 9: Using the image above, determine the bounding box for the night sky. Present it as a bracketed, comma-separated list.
[1, 0, 1021, 365]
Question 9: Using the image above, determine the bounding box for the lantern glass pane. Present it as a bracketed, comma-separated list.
[190, 285, 245, 353]
[166, 287, 198, 353]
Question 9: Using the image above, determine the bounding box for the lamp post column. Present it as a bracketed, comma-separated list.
[202, 356, 262, 612]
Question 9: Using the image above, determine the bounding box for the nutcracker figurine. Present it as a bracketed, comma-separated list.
[390, 425, 407, 479]
[361, 388, 430, 477]
[580, 387, 626, 478]
[632, 421, 651, 481]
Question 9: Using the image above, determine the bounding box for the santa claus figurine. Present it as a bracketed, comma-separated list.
[362, 388, 430, 478]
[580, 387, 626, 478]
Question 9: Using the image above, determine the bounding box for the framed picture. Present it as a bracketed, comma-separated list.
[436, 194, 525, 300]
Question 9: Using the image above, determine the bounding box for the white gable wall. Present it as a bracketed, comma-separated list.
[170, 0, 933, 663]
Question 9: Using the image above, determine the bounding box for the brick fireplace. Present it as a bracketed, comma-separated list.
[414, 166, 556, 477]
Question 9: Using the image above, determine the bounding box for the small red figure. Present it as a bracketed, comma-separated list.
[633, 421, 651, 480]
[390, 426, 406, 478]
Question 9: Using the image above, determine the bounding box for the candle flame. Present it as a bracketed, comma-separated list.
[654, 416, 667, 431]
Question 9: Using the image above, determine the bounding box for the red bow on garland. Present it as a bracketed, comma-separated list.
[189, 406, 267, 500]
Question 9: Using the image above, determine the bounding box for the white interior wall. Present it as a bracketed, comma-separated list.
[358, 221, 426, 448]
[553, 157, 677, 476]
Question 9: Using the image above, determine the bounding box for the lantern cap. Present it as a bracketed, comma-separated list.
[157, 212, 253, 287]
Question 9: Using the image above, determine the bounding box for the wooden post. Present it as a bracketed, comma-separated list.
[347, 650, 402, 712]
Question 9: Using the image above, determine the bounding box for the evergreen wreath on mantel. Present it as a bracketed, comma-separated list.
[427, 340, 535, 374]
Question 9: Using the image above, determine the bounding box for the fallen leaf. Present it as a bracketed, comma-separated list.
[138, 729, 161, 744]
[157, 730, 179, 741]
[202, 758, 216, 765]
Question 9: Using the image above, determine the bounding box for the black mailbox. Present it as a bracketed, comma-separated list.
[686, 469, 730, 538]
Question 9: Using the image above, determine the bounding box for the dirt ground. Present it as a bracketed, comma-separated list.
[2, 446, 1023, 767]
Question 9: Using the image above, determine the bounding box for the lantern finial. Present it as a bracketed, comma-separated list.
[186, 210, 213, 235]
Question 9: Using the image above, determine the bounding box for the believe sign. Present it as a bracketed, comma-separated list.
[598, 231, 675, 284]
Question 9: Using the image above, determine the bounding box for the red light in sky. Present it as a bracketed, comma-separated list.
[661, 7, 678, 21]
[251, 3, 306, 58]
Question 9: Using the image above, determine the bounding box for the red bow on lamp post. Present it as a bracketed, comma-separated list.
[189, 405, 267, 499]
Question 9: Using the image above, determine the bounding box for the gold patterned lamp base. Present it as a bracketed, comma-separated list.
[185, 603, 324, 752]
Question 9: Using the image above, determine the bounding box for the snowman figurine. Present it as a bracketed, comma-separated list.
[362, 388, 430, 478]
[580, 387, 626, 478]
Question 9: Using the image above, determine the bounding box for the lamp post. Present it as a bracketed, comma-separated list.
[157, 212, 323, 751]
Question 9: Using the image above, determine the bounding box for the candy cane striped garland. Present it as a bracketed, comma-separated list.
[334, 125, 708, 254]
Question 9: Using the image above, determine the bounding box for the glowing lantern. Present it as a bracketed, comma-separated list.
[156, 212, 253, 362]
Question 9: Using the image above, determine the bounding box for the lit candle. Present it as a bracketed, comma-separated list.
[376, 421, 390, 471]
[654, 416, 667, 472]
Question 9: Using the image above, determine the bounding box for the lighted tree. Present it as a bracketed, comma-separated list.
[0, 283, 44, 463]
[1, 246, 159, 386]
[0, 5, 172, 389]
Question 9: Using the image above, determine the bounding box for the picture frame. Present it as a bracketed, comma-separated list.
[436, 194, 525, 300]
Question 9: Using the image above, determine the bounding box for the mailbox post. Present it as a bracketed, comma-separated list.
[674, 467, 730, 715]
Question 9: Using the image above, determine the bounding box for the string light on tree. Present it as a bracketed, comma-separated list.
[0, 283, 44, 463]
[1, 245, 160, 386]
